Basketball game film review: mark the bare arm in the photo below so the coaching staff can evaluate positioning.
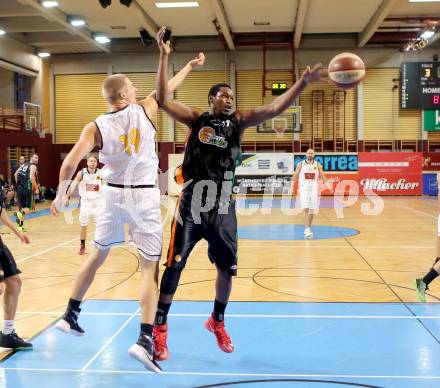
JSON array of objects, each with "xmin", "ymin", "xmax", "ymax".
[
  {"xmin": 14, "ymin": 168, "xmax": 19, "ymax": 184},
  {"xmin": 0, "ymin": 209, "xmax": 29, "ymax": 243},
  {"xmin": 51, "ymin": 122, "xmax": 97, "ymax": 215},
  {"xmin": 140, "ymin": 27, "xmax": 205, "ymax": 118},
  {"xmin": 30, "ymin": 165, "xmax": 38, "ymax": 193},
  {"xmin": 292, "ymin": 162, "xmax": 302, "ymax": 182},
  {"xmin": 236, "ymin": 64, "xmax": 323, "ymax": 132},
  {"xmin": 146, "ymin": 53, "xmax": 206, "ymax": 101},
  {"xmin": 64, "ymin": 170, "xmax": 83, "ymax": 205},
  {"xmin": 317, "ymin": 163, "xmax": 329, "ymax": 183},
  {"xmin": 155, "ymin": 27, "xmax": 201, "ymax": 127}
]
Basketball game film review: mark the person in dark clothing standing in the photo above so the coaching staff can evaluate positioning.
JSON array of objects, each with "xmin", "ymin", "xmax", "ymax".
[
  {"xmin": 14, "ymin": 154, "xmax": 39, "ymax": 231},
  {"xmin": 153, "ymin": 27, "xmax": 323, "ymax": 361}
]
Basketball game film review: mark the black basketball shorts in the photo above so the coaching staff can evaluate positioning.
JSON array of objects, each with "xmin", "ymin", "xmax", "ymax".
[
  {"xmin": 0, "ymin": 241, "xmax": 22, "ymax": 281},
  {"xmin": 166, "ymin": 192, "xmax": 238, "ymax": 276}
]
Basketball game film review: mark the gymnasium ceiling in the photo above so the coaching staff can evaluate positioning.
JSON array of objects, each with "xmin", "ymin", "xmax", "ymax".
[{"xmin": 0, "ymin": 0, "xmax": 439, "ymax": 55}]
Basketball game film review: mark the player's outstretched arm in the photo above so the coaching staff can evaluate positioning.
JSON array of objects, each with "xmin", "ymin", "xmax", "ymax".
[
  {"xmin": 141, "ymin": 26, "xmax": 205, "ymax": 118},
  {"xmin": 51, "ymin": 122, "xmax": 97, "ymax": 215},
  {"xmin": 146, "ymin": 52, "xmax": 205, "ymax": 101},
  {"xmin": 236, "ymin": 64, "xmax": 323, "ymax": 131},
  {"xmin": 0, "ymin": 208, "xmax": 29, "ymax": 244},
  {"xmin": 155, "ymin": 26, "xmax": 201, "ymax": 127}
]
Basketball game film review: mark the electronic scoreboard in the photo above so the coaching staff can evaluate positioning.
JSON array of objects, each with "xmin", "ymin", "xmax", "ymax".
[{"xmin": 401, "ymin": 62, "xmax": 440, "ymax": 109}]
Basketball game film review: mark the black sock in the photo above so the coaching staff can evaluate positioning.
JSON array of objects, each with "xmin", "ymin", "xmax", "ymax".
[
  {"xmin": 213, "ymin": 299, "xmax": 227, "ymax": 322},
  {"xmin": 423, "ymin": 268, "xmax": 439, "ymax": 287},
  {"xmin": 67, "ymin": 298, "xmax": 81, "ymax": 312},
  {"xmin": 80, "ymin": 239, "xmax": 85, "ymax": 245},
  {"xmin": 140, "ymin": 323, "xmax": 153, "ymax": 337},
  {"xmin": 155, "ymin": 302, "xmax": 171, "ymax": 325}
]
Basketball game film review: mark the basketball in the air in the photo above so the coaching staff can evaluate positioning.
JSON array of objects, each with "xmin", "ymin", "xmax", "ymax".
[{"xmin": 328, "ymin": 52, "xmax": 365, "ymax": 89}]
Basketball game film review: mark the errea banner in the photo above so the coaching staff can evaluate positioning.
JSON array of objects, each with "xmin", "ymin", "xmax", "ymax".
[
  {"xmin": 358, "ymin": 152, "xmax": 422, "ymax": 195},
  {"xmin": 294, "ymin": 154, "xmax": 358, "ymax": 172}
]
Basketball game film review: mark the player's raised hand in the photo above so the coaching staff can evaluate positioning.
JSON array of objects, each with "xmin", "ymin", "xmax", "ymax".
[
  {"xmin": 302, "ymin": 63, "xmax": 325, "ymax": 84},
  {"xmin": 189, "ymin": 52, "xmax": 205, "ymax": 69},
  {"xmin": 156, "ymin": 26, "xmax": 171, "ymax": 55}
]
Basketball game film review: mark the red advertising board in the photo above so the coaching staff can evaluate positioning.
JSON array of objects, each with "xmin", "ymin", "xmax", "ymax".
[
  {"xmin": 358, "ymin": 152, "xmax": 422, "ymax": 195},
  {"xmin": 423, "ymin": 152, "xmax": 440, "ymax": 171}
]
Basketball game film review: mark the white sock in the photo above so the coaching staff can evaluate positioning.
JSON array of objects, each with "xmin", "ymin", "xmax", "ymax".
[{"xmin": 2, "ymin": 320, "xmax": 14, "ymax": 335}]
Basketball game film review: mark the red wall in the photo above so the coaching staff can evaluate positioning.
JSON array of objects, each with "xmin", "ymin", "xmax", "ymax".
[{"xmin": 0, "ymin": 131, "xmax": 58, "ymax": 188}]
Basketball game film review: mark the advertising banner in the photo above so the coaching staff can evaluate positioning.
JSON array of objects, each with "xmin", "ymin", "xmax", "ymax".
[
  {"xmin": 423, "ymin": 110, "xmax": 440, "ymax": 132},
  {"xmin": 236, "ymin": 153, "xmax": 294, "ymax": 175},
  {"xmin": 423, "ymin": 173, "xmax": 439, "ymax": 196},
  {"xmin": 294, "ymin": 153, "xmax": 358, "ymax": 172},
  {"xmin": 358, "ymin": 152, "xmax": 422, "ymax": 195},
  {"xmin": 233, "ymin": 175, "xmax": 293, "ymax": 195},
  {"xmin": 423, "ymin": 152, "xmax": 440, "ymax": 171}
]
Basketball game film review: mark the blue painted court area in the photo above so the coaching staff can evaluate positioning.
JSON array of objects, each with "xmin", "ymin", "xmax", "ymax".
[
  {"xmin": 2, "ymin": 301, "xmax": 440, "ymax": 388},
  {"xmin": 238, "ymin": 224, "xmax": 359, "ymax": 240},
  {"xmin": 236, "ymin": 197, "xmax": 346, "ymax": 209}
]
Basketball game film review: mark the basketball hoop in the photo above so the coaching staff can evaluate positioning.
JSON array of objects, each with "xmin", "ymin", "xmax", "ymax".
[
  {"xmin": 274, "ymin": 126, "xmax": 287, "ymax": 138},
  {"xmin": 33, "ymin": 126, "xmax": 45, "ymax": 139}
]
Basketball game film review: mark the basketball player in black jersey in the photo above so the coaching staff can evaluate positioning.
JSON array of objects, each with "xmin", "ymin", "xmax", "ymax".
[
  {"xmin": 153, "ymin": 28, "xmax": 323, "ymax": 361},
  {"xmin": 14, "ymin": 154, "xmax": 39, "ymax": 231}
]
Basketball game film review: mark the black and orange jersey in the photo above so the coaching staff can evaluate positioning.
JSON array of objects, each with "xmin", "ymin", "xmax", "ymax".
[{"xmin": 180, "ymin": 112, "xmax": 242, "ymax": 191}]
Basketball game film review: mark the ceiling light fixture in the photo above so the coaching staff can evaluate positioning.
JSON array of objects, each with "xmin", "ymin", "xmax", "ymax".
[
  {"xmin": 155, "ymin": 2, "xmax": 199, "ymax": 8},
  {"xmin": 70, "ymin": 18, "xmax": 86, "ymax": 27},
  {"xmin": 42, "ymin": 1, "xmax": 59, "ymax": 7},
  {"xmin": 94, "ymin": 35, "xmax": 111, "ymax": 44},
  {"xmin": 0, "ymin": 29, "xmax": 5, "ymax": 36},
  {"xmin": 38, "ymin": 52, "xmax": 51, "ymax": 58}
]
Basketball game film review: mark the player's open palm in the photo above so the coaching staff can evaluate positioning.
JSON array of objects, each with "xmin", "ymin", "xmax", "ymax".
[
  {"xmin": 302, "ymin": 63, "xmax": 324, "ymax": 84},
  {"xmin": 156, "ymin": 26, "xmax": 171, "ymax": 55},
  {"xmin": 189, "ymin": 52, "xmax": 205, "ymax": 69}
]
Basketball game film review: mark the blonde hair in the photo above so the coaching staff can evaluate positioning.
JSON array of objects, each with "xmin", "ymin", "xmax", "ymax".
[{"xmin": 102, "ymin": 74, "xmax": 128, "ymax": 103}]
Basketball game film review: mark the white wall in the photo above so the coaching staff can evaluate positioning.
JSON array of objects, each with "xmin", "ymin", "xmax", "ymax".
[
  {"xmin": 0, "ymin": 35, "xmax": 40, "ymax": 74},
  {"xmin": 0, "ymin": 68, "xmax": 15, "ymax": 107}
]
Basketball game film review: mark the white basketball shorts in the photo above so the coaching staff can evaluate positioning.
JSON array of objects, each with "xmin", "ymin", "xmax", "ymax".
[
  {"xmin": 91, "ymin": 186, "xmax": 163, "ymax": 261},
  {"xmin": 299, "ymin": 185, "xmax": 320, "ymax": 212},
  {"xmin": 79, "ymin": 198, "xmax": 103, "ymax": 226}
]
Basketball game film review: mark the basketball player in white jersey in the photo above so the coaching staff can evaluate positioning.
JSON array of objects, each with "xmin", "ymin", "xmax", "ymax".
[
  {"xmin": 64, "ymin": 155, "xmax": 103, "ymax": 255},
  {"xmin": 50, "ymin": 35, "xmax": 205, "ymax": 372},
  {"xmin": 293, "ymin": 149, "xmax": 330, "ymax": 239},
  {"xmin": 414, "ymin": 172, "xmax": 440, "ymax": 302}
]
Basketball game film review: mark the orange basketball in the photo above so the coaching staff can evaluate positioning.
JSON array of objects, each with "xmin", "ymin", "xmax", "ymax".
[{"xmin": 328, "ymin": 52, "xmax": 365, "ymax": 90}]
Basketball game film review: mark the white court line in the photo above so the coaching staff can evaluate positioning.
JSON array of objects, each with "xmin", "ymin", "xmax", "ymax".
[
  {"xmin": 15, "ymin": 311, "xmax": 440, "ymax": 319},
  {"xmin": 81, "ymin": 307, "xmax": 140, "ymax": 371},
  {"xmin": 16, "ymin": 232, "xmax": 94, "ymax": 263},
  {"xmin": 0, "ymin": 367, "xmax": 440, "ymax": 380}
]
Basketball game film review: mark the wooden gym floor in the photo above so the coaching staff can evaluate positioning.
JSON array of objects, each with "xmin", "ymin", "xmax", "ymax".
[{"xmin": 0, "ymin": 195, "xmax": 439, "ymax": 348}]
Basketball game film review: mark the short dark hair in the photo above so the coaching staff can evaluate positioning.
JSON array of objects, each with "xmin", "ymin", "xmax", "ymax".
[{"xmin": 208, "ymin": 83, "xmax": 231, "ymax": 105}]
